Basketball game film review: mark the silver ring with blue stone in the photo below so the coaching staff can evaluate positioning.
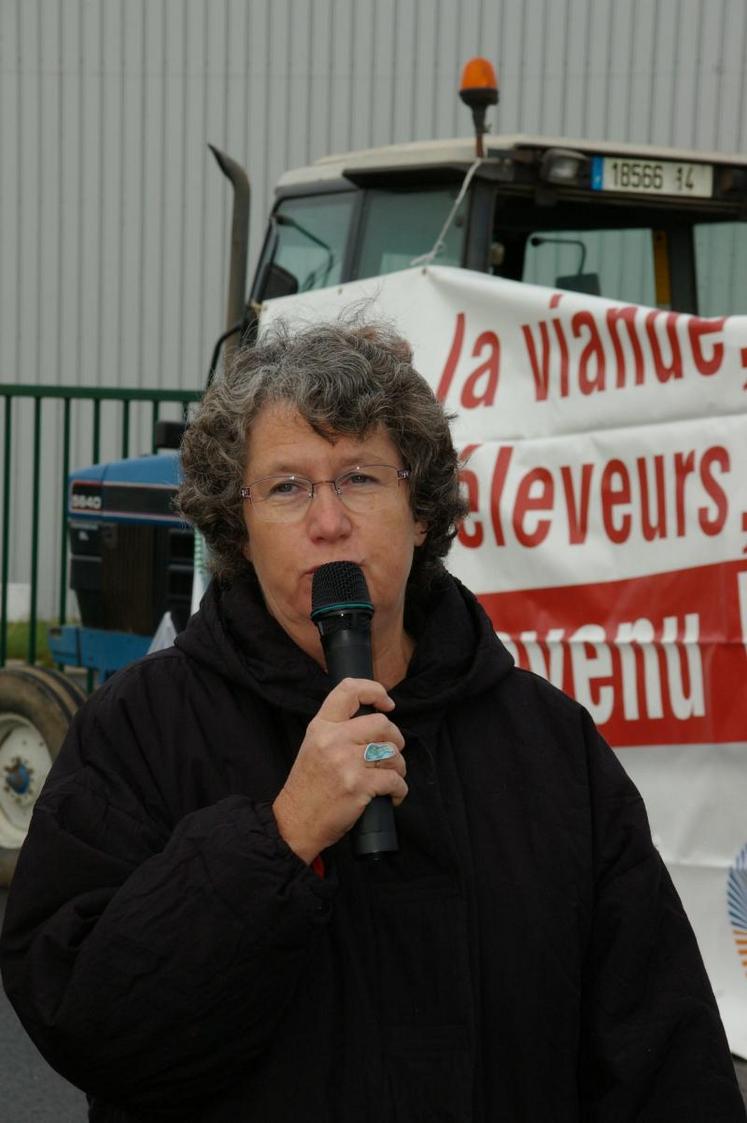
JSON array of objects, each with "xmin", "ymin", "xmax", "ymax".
[{"xmin": 363, "ymin": 742, "xmax": 396, "ymax": 764}]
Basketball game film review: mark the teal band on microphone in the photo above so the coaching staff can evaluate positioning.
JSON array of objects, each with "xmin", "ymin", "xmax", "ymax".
[{"xmin": 310, "ymin": 598, "xmax": 373, "ymax": 621}]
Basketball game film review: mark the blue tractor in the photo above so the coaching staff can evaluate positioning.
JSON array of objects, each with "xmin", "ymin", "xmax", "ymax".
[{"xmin": 48, "ymin": 450, "xmax": 193, "ymax": 679}]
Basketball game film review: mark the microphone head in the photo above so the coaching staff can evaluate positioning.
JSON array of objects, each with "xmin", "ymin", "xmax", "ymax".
[{"xmin": 311, "ymin": 562, "xmax": 373, "ymax": 621}]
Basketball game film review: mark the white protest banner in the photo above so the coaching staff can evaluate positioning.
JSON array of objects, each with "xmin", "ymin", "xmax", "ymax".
[{"xmin": 261, "ymin": 265, "xmax": 747, "ymax": 1053}]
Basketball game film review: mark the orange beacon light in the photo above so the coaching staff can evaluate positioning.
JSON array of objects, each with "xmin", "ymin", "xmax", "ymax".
[{"xmin": 459, "ymin": 57, "xmax": 499, "ymax": 158}]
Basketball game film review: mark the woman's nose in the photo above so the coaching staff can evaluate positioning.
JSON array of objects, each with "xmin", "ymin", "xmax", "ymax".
[{"xmin": 306, "ymin": 481, "xmax": 352, "ymax": 537}]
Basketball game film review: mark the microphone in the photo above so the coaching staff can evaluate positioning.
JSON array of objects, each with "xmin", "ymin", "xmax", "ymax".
[{"xmin": 311, "ymin": 561, "xmax": 398, "ymax": 860}]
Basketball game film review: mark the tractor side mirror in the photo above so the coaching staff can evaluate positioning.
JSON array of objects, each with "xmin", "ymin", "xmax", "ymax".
[
  {"xmin": 555, "ymin": 272, "xmax": 601, "ymax": 296},
  {"xmin": 256, "ymin": 262, "xmax": 299, "ymax": 302}
]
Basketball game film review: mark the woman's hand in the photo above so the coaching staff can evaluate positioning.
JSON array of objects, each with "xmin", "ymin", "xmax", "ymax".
[{"xmin": 272, "ymin": 678, "xmax": 407, "ymax": 864}]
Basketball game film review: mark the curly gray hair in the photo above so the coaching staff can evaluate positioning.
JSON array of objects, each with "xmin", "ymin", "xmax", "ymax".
[{"xmin": 177, "ymin": 319, "xmax": 467, "ymax": 591}]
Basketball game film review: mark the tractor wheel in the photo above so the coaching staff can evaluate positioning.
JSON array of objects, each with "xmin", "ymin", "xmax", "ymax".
[{"xmin": 0, "ymin": 666, "xmax": 86, "ymax": 887}]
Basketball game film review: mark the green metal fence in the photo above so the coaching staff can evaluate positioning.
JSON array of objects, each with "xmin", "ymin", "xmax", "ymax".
[{"xmin": 0, "ymin": 384, "xmax": 202, "ymax": 668}]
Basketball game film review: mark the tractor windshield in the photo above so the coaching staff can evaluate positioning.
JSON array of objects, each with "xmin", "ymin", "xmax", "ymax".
[
  {"xmin": 355, "ymin": 186, "xmax": 467, "ymax": 279},
  {"xmin": 255, "ymin": 184, "xmax": 468, "ymax": 299}
]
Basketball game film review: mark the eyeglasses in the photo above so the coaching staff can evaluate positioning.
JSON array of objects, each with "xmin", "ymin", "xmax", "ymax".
[{"xmin": 240, "ymin": 464, "xmax": 411, "ymax": 523}]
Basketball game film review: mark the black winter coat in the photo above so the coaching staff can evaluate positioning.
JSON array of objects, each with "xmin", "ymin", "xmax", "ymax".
[{"xmin": 1, "ymin": 573, "xmax": 743, "ymax": 1122}]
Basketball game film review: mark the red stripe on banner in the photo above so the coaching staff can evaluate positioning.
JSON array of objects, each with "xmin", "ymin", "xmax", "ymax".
[{"xmin": 478, "ymin": 559, "xmax": 747, "ymax": 747}]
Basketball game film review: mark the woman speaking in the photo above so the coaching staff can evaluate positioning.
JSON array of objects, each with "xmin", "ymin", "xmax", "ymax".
[{"xmin": 1, "ymin": 321, "xmax": 743, "ymax": 1121}]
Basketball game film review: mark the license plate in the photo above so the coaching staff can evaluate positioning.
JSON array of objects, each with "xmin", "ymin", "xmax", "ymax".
[{"xmin": 591, "ymin": 156, "xmax": 713, "ymax": 198}]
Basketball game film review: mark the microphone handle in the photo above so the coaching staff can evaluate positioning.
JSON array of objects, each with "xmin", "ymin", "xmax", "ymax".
[{"xmin": 321, "ymin": 627, "xmax": 398, "ymax": 860}]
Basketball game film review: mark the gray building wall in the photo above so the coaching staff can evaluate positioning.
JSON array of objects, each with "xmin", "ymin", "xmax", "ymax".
[{"xmin": 2, "ymin": 0, "xmax": 747, "ymax": 614}]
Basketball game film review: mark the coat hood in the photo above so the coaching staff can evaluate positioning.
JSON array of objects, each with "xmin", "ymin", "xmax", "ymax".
[{"xmin": 174, "ymin": 569, "xmax": 514, "ymax": 727}]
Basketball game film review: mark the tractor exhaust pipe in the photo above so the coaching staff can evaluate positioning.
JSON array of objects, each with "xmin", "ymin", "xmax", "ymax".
[{"xmin": 208, "ymin": 145, "xmax": 250, "ymax": 375}]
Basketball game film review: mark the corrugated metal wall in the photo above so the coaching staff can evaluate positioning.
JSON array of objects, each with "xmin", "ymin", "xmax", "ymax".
[
  {"xmin": 2, "ymin": 0, "xmax": 747, "ymax": 613},
  {"xmin": 3, "ymin": 0, "xmax": 747, "ymax": 392}
]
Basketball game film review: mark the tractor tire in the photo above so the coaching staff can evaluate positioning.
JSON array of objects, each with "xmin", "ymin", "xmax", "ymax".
[{"xmin": 0, "ymin": 666, "xmax": 87, "ymax": 887}]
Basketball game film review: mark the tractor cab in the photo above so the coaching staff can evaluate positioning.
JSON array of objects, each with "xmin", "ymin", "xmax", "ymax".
[{"xmin": 251, "ymin": 133, "xmax": 747, "ymax": 318}]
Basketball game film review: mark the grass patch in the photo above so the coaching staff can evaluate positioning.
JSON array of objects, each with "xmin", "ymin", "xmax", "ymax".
[{"xmin": 2, "ymin": 621, "xmax": 54, "ymax": 665}]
